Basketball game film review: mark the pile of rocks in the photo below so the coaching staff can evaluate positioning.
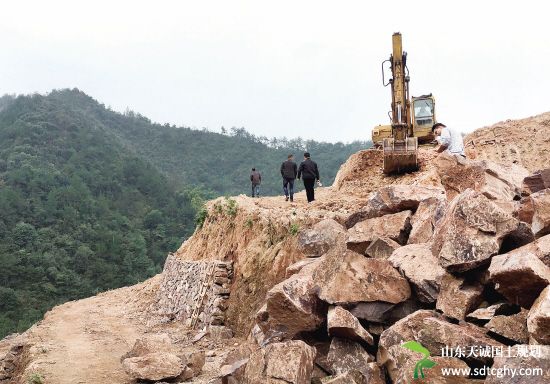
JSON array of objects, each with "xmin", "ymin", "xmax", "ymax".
[{"xmin": 217, "ymin": 154, "xmax": 550, "ymax": 383}]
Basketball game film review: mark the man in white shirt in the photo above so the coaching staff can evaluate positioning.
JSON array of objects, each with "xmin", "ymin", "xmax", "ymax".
[{"xmin": 432, "ymin": 123, "xmax": 465, "ymax": 157}]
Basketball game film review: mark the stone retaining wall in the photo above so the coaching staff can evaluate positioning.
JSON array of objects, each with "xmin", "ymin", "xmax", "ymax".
[{"xmin": 156, "ymin": 254, "xmax": 233, "ymax": 329}]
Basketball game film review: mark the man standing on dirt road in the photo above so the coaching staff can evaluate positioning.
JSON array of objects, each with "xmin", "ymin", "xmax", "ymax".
[
  {"xmin": 280, "ymin": 154, "xmax": 298, "ymax": 202},
  {"xmin": 297, "ymin": 152, "xmax": 320, "ymax": 203},
  {"xmin": 250, "ymin": 168, "xmax": 261, "ymax": 198},
  {"xmin": 432, "ymin": 123, "xmax": 465, "ymax": 157}
]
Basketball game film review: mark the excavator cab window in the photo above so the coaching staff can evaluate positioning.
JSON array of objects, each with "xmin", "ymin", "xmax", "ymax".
[{"xmin": 413, "ymin": 99, "xmax": 434, "ymax": 126}]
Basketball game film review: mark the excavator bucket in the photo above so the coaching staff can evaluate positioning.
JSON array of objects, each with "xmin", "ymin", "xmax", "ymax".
[{"xmin": 382, "ymin": 137, "xmax": 418, "ymax": 174}]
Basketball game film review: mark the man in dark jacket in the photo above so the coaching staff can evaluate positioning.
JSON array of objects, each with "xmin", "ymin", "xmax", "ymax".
[
  {"xmin": 250, "ymin": 168, "xmax": 261, "ymax": 197},
  {"xmin": 297, "ymin": 152, "xmax": 320, "ymax": 203},
  {"xmin": 280, "ymin": 154, "xmax": 298, "ymax": 202}
]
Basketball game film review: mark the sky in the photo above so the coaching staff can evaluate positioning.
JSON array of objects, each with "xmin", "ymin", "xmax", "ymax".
[{"xmin": 1, "ymin": 0, "xmax": 549, "ymax": 142}]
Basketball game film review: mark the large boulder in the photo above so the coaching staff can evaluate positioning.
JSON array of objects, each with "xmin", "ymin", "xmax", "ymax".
[
  {"xmin": 346, "ymin": 210, "xmax": 412, "ymax": 254},
  {"xmin": 466, "ymin": 302, "xmax": 520, "ymax": 323},
  {"xmin": 486, "ymin": 345, "xmax": 550, "ymax": 384},
  {"xmin": 493, "ymin": 234, "xmax": 550, "ymax": 269},
  {"xmin": 488, "ymin": 252, "xmax": 550, "ymax": 308},
  {"xmin": 256, "ymin": 260, "xmax": 325, "ymax": 342},
  {"xmin": 517, "ymin": 189, "xmax": 550, "ymax": 238},
  {"xmin": 522, "ymin": 168, "xmax": 550, "ymax": 195},
  {"xmin": 527, "ymin": 285, "xmax": 550, "ymax": 344},
  {"xmin": 314, "ymin": 247, "xmax": 411, "ymax": 305},
  {"xmin": 122, "ymin": 352, "xmax": 184, "ymax": 381},
  {"xmin": 350, "ymin": 300, "xmax": 422, "ymax": 325},
  {"xmin": 297, "ymin": 219, "xmax": 347, "ymax": 257},
  {"xmin": 435, "ymin": 274, "xmax": 484, "ymax": 320},
  {"xmin": 434, "ymin": 153, "xmax": 529, "ymax": 201},
  {"xmin": 345, "ymin": 185, "xmax": 446, "ymax": 228},
  {"xmin": 121, "ymin": 334, "xmax": 176, "ymax": 361},
  {"xmin": 364, "ymin": 236, "xmax": 401, "ymax": 259},
  {"xmin": 244, "ymin": 340, "xmax": 316, "ymax": 384},
  {"xmin": 325, "ymin": 338, "xmax": 374, "ymax": 377},
  {"xmin": 431, "ymin": 189, "xmax": 523, "ymax": 272},
  {"xmin": 327, "ymin": 306, "xmax": 374, "ymax": 345},
  {"xmin": 408, "ymin": 197, "xmax": 447, "ymax": 244},
  {"xmin": 389, "ymin": 244, "xmax": 448, "ymax": 303},
  {"xmin": 485, "ymin": 309, "xmax": 529, "ymax": 343}
]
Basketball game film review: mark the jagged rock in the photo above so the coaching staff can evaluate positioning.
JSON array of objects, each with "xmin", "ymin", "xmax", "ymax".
[
  {"xmin": 347, "ymin": 210, "xmax": 412, "ymax": 254},
  {"xmin": 467, "ymin": 302, "xmax": 520, "ymax": 322},
  {"xmin": 522, "ymin": 168, "xmax": 550, "ymax": 195},
  {"xmin": 408, "ymin": 197, "xmax": 447, "ymax": 244},
  {"xmin": 436, "ymin": 274, "xmax": 484, "ymax": 320},
  {"xmin": 297, "ymin": 219, "xmax": 347, "ymax": 257},
  {"xmin": 285, "ymin": 258, "xmax": 317, "ymax": 278},
  {"xmin": 244, "ymin": 340, "xmax": 316, "ymax": 384},
  {"xmin": 432, "ymin": 189, "xmax": 523, "ymax": 272},
  {"xmin": 434, "ymin": 152, "xmax": 529, "ymax": 201},
  {"xmin": 325, "ymin": 338, "xmax": 374, "ymax": 377},
  {"xmin": 486, "ymin": 345, "xmax": 550, "ymax": 383},
  {"xmin": 364, "ymin": 236, "xmax": 401, "ymax": 259},
  {"xmin": 320, "ymin": 363, "xmax": 385, "ymax": 384},
  {"xmin": 0, "ymin": 338, "xmax": 28, "ymax": 382},
  {"xmin": 485, "ymin": 309, "xmax": 529, "ymax": 343},
  {"xmin": 344, "ymin": 184, "xmax": 446, "ymax": 228},
  {"xmin": 327, "ymin": 306, "xmax": 374, "ymax": 345},
  {"xmin": 256, "ymin": 261, "xmax": 325, "ymax": 341},
  {"xmin": 121, "ymin": 334, "xmax": 176, "ymax": 361},
  {"xmin": 350, "ymin": 302, "xmax": 395, "ymax": 323},
  {"xmin": 378, "ymin": 310, "xmax": 503, "ymax": 376},
  {"xmin": 315, "ymin": 247, "xmax": 411, "ymax": 305},
  {"xmin": 488, "ymin": 252, "xmax": 550, "ymax": 308},
  {"xmin": 122, "ymin": 352, "xmax": 184, "ymax": 381},
  {"xmin": 208, "ymin": 325, "xmax": 233, "ymax": 340},
  {"xmin": 389, "ymin": 243, "xmax": 448, "ymax": 303},
  {"xmin": 517, "ymin": 189, "xmax": 550, "ymax": 238},
  {"xmin": 181, "ymin": 350, "xmax": 206, "ymax": 378},
  {"xmin": 219, "ymin": 344, "xmax": 253, "ymax": 383},
  {"xmin": 527, "ymin": 285, "xmax": 550, "ymax": 344}
]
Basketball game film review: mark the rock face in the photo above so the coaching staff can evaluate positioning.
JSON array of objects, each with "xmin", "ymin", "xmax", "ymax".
[
  {"xmin": 325, "ymin": 338, "xmax": 374, "ymax": 377},
  {"xmin": 488, "ymin": 252, "xmax": 550, "ymax": 308},
  {"xmin": 244, "ymin": 340, "xmax": 316, "ymax": 384},
  {"xmin": 408, "ymin": 197, "xmax": 447, "ymax": 244},
  {"xmin": 527, "ymin": 285, "xmax": 550, "ymax": 344},
  {"xmin": 388, "ymin": 244, "xmax": 447, "ymax": 303},
  {"xmin": 432, "ymin": 189, "xmax": 522, "ymax": 272},
  {"xmin": 256, "ymin": 260, "xmax": 325, "ymax": 342},
  {"xmin": 346, "ymin": 210, "xmax": 412, "ymax": 254},
  {"xmin": 364, "ymin": 236, "xmax": 401, "ymax": 259},
  {"xmin": 315, "ymin": 248, "xmax": 411, "ymax": 305},
  {"xmin": 517, "ymin": 189, "xmax": 550, "ymax": 238},
  {"xmin": 121, "ymin": 334, "xmax": 176, "ymax": 361},
  {"xmin": 434, "ymin": 152, "xmax": 529, "ymax": 201},
  {"xmin": 122, "ymin": 352, "xmax": 183, "ymax": 381},
  {"xmin": 297, "ymin": 219, "xmax": 347, "ymax": 257},
  {"xmin": 523, "ymin": 169, "xmax": 550, "ymax": 194},
  {"xmin": 486, "ymin": 345, "xmax": 550, "ymax": 384},
  {"xmin": 436, "ymin": 274, "xmax": 484, "ymax": 320},
  {"xmin": 345, "ymin": 184, "xmax": 446, "ymax": 228},
  {"xmin": 485, "ymin": 309, "xmax": 529, "ymax": 343},
  {"xmin": 494, "ymin": 234, "xmax": 550, "ymax": 269},
  {"xmin": 327, "ymin": 306, "xmax": 374, "ymax": 345}
]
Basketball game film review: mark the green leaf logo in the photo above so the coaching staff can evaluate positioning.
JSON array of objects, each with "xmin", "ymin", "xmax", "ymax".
[{"xmin": 402, "ymin": 341, "xmax": 437, "ymax": 380}]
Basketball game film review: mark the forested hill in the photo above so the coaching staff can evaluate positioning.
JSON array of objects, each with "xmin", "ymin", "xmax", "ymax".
[
  {"xmin": 33, "ymin": 89, "xmax": 371, "ymax": 196},
  {"xmin": 0, "ymin": 89, "xmax": 369, "ymax": 338}
]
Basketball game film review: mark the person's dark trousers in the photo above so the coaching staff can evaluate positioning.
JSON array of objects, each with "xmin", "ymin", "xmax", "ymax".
[
  {"xmin": 252, "ymin": 184, "xmax": 260, "ymax": 197},
  {"xmin": 283, "ymin": 178, "xmax": 295, "ymax": 200},
  {"xmin": 303, "ymin": 178, "xmax": 315, "ymax": 202}
]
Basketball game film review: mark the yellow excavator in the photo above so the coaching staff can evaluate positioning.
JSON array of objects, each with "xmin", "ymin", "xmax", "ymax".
[{"xmin": 371, "ymin": 32, "xmax": 437, "ymax": 174}]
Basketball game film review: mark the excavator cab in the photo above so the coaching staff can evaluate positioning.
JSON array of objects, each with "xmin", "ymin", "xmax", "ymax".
[{"xmin": 371, "ymin": 33, "xmax": 436, "ymax": 174}]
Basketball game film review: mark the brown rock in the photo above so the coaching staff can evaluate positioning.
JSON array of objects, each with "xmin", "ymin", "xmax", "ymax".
[
  {"xmin": 389, "ymin": 243, "xmax": 448, "ymax": 303},
  {"xmin": 364, "ymin": 236, "xmax": 401, "ymax": 259},
  {"xmin": 181, "ymin": 350, "xmax": 205, "ymax": 378},
  {"xmin": 349, "ymin": 302, "xmax": 395, "ymax": 323},
  {"xmin": 320, "ymin": 371, "xmax": 366, "ymax": 384},
  {"xmin": 297, "ymin": 219, "xmax": 347, "ymax": 257},
  {"xmin": 256, "ymin": 262, "xmax": 325, "ymax": 341},
  {"xmin": 436, "ymin": 274, "xmax": 484, "ymax": 320},
  {"xmin": 496, "ymin": 234, "xmax": 550, "ymax": 268},
  {"xmin": 488, "ymin": 252, "xmax": 550, "ymax": 308},
  {"xmin": 486, "ymin": 345, "xmax": 550, "ymax": 384},
  {"xmin": 466, "ymin": 302, "xmax": 519, "ymax": 322},
  {"xmin": 408, "ymin": 197, "xmax": 447, "ymax": 244},
  {"xmin": 432, "ymin": 189, "xmax": 522, "ymax": 272},
  {"xmin": 345, "ymin": 184, "xmax": 446, "ymax": 228},
  {"xmin": 285, "ymin": 258, "xmax": 317, "ymax": 278},
  {"xmin": 244, "ymin": 340, "xmax": 316, "ymax": 384},
  {"xmin": 325, "ymin": 338, "xmax": 374, "ymax": 377},
  {"xmin": 522, "ymin": 168, "xmax": 550, "ymax": 195},
  {"xmin": 327, "ymin": 306, "xmax": 374, "ymax": 345},
  {"xmin": 518, "ymin": 189, "xmax": 550, "ymax": 238},
  {"xmin": 209, "ymin": 325, "xmax": 233, "ymax": 340},
  {"xmin": 527, "ymin": 285, "xmax": 550, "ymax": 344},
  {"xmin": 315, "ymin": 248, "xmax": 411, "ymax": 305},
  {"xmin": 122, "ymin": 352, "xmax": 183, "ymax": 381},
  {"xmin": 121, "ymin": 334, "xmax": 176, "ymax": 361},
  {"xmin": 434, "ymin": 152, "xmax": 529, "ymax": 201},
  {"xmin": 347, "ymin": 210, "xmax": 412, "ymax": 254},
  {"xmin": 484, "ymin": 309, "xmax": 529, "ymax": 343}
]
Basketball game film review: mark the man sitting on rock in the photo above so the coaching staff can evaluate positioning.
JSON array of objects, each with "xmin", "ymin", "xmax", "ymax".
[{"xmin": 432, "ymin": 122, "xmax": 465, "ymax": 158}]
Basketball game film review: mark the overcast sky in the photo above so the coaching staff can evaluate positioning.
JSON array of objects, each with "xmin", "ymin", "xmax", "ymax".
[{"xmin": 1, "ymin": 0, "xmax": 549, "ymax": 142}]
